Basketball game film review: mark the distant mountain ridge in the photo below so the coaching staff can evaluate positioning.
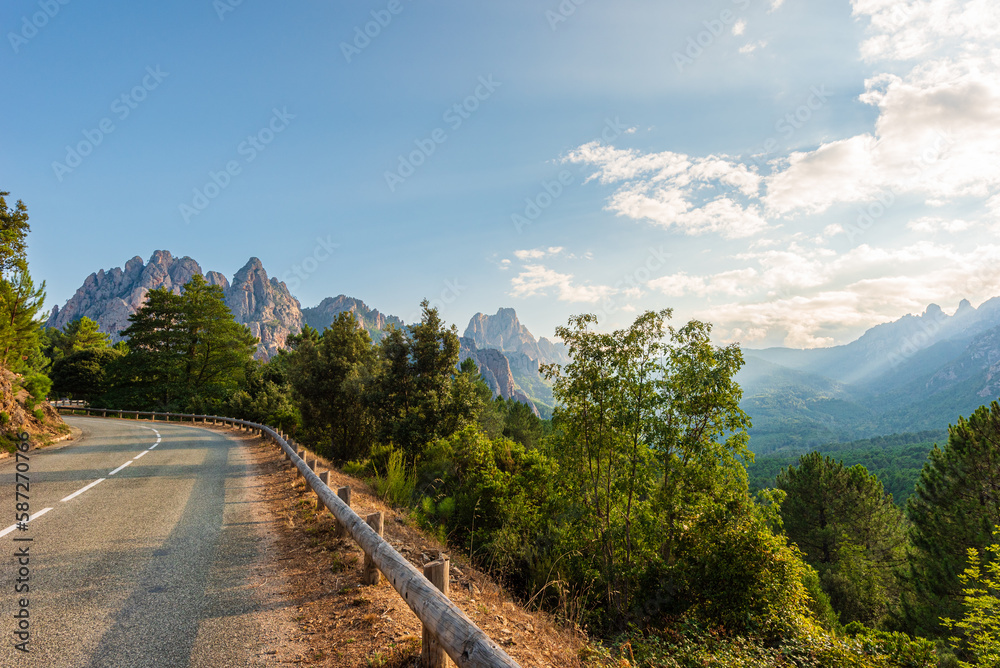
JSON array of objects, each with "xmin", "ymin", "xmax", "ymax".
[
  {"xmin": 47, "ymin": 251, "xmax": 557, "ymax": 415},
  {"xmin": 740, "ymin": 299, "xmax": 1000, "ymax": 454}
]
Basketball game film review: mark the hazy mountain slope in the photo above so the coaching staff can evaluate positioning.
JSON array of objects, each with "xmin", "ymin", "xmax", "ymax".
[
  {"xmin": 739, "ymin": 355, "xmax": 875, "ymax": 454},
  {"xmin": 740, "ymin": 302, "xmax": 1000, "ymax": 454}
]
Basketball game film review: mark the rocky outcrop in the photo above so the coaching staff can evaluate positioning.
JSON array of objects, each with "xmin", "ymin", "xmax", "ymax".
[
  {"xmin": 0, "ymin": 369, "xmax": 69, "ymax": 451},
  {"xmin": 48, "ymin": 251, "xmax": 206, "ymax": 341},
  {"xmin": 464, "ymin": 307, "xmax": 568, "ymax": 365},
  {"xmin": 459, "ymin": 337, "xmax": 539, "ymax": 416},
  {"xmin": 225, "ymin": 258, "xmax": 304, "ymax": 358},
  {"xmin": 303, "ymin": 295, "xmax": 405, "ymax": 342},
  {"xmin": 47, "ymin": 251, "xmax": 305, "ymax": 360}
]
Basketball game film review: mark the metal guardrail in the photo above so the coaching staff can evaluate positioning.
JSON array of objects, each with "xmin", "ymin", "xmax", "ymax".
[{"xmin": 54, "ymin": 405, "xmax": 522, "ymax": 668}]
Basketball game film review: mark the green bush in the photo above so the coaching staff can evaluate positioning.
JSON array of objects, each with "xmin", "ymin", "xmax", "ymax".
[
  {"xmin": 32, "ymin": 408, "xmax": 44, "ymax": 421},
  {"xmin": 0, "ymin": 411, "xmax": 9, "ymax": 425},
  {"xmin": 598, "ymin": 618, "xmax": 937, "ymax": 668},
  {"xmin": 21, "ymin": 373, "xmax": 51, "ymax": 410}
]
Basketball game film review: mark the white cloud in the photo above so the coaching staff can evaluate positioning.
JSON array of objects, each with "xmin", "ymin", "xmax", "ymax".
[
  {"xmin": 649, "ymin": 269, "xmax": 758, "ymax": 298},
  {"xmin": 739, "ymin": 40, "xmax": 767, "ymax": 55},
  {"xmin": 513, "ymin": 247, "xmax": 564, "ymax": 260},
  {"xmin": 562, "ymin": 143, "xmax": 767, "ymax": 238},
  {"xmin": 907, "ymin": 216, "xmax": 972, "ymax": 233},
  {"xmin": 684, "ymin": 241, "xmax": 1000, "ymax": 347},
  {"xmin": 732, "ymin": 19, "xmax": 747, "ymax": 36},
  {"xmin": 510, "ymin": 264, "xmax": 616, "ymax": 303}
]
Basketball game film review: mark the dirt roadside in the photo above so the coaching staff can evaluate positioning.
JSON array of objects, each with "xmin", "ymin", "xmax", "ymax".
[{"xmin": 216, "ymin": 424, "xmax": 589, "ymax": 668}]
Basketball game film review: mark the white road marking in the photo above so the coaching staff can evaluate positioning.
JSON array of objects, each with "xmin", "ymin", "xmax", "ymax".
[
  {"xmin": 133, "ymin": 451, "xmax": 147, "ymax": 460},
  {"xmin": 108, "ymin": 461, "xmax": 132, "ymax": 475},
  {"xmin": 61, "ymin": 478, "xmax": 106, "ymax": 502},
  {"xmin": 0, "ymin": 508, "xmax": 54, "ymax": 538}
]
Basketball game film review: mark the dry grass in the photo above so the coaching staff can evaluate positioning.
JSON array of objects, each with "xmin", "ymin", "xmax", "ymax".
[{"xmin": 226, "ymin": 425, "xmax": 590, "ymax": 668}]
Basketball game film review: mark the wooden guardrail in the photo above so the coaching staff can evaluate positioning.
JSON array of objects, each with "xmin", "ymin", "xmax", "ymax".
[{"xmin": 55, "ymin": 405, "xmax": 522, "ymax": 668}]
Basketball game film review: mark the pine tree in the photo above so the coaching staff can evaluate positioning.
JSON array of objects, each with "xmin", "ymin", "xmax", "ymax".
[
  {"xmin": 0, "ymin": 191, "xmax": 30, "ymax": 279},
  {"xmin": 777, "ymin": 452, "xmax": 908, "ymax": 626},
  {"xmin": 107, "ymin": 276, "xmax": 256, "ymax": 410},
  {"xmin": 903, "ymin": 401, "xmax": 1000, "ymax": 636},
  {"xmin": 0, "ymin": 267, "xmax": 46, "ymax": 373}
]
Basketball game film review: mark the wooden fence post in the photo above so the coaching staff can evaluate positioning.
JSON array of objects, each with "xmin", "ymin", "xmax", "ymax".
[
  {"xmin": 296, "ymin": 450, "xmax": 305, "ymax": 477},
  {"xmin": 422, "ymin": 556, "xmax": 452, "ymax": 668},
  {"xmin": 317, "ymin": 471, "xmax": 329, "ymax": 510},
  {"xmin": 363, "ymin": 512, "xmax": 384, "ymax": 585},
  {"xmin": 335, "ymin": 487, "xmax": 352, "ymax": 538}
]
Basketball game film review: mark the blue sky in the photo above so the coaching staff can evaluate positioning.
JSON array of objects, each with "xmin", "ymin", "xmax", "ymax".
[{"xmin": 3, "ymin": 0, "xmax": 999, "ymax": 348}]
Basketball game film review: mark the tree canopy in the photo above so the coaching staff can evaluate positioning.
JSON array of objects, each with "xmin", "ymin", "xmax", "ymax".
[{"xmin": 103, "ymin": 275, "xmax": 257, "ymax": 411}]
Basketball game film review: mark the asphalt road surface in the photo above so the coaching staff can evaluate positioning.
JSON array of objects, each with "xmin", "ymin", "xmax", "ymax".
[{"xmin": 0, "ymin": 417, "xmax": 287, "ymax": 667}]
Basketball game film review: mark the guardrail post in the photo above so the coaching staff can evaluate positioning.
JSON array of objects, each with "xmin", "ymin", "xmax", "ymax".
[
  {"xmin": 363, "ymin": 512, "xmax": 384, "ymax": 585},
  {"xmin": 308, "ymin": 457, "xmax": 317, "ymax": 472},
  {"xmin": 422, "ymin": 556, "xmax": 452, "ymax": 668},
  {"xmin": 335, "ymin": 487, "xmax": 352, "ymax": 538},
  {"xmin": 317, "ymin": 471, "xmax": 329, "ymax": 510},
  {"xmin": 295, "ymin": 450, "xmax": 305, "ymax": 477}
]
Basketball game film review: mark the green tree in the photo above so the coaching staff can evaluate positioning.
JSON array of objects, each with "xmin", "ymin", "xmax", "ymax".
[
  {"xmin": 225, "ymin": 353, "xmax": 300, "ymax": 433},
  {"xmin": 544, "ymin": 310, "xmax": 762, "ymax": 631},
  {"xmin": 374, "ymin": 300, "xmax": 467, "ymax": 457},
  {"xmin": 106, "ymin": 275, "xmax": 256, "ymax": 410},
  {"xmin": 903, "ymin": 401, "xmax": 1000, "ymax": 636},
  {"xmin": 777, "ymin": 452, "xmax": 908, "ymax": 626},
  {"xmin": 50, "ymin": 347, "xmax": 123, "ymax": 401},
  {"xmin": 46, "ymin": 317, "xmax": 111, "ymax": 362},
  {"xmin": 0, "ymin": 268, "xmax": 46, "ymax": 373},
  {"xmin": 0, "ymin": 191, "xmax": 30, "ymax": 278},
  {"xmin": 943, "ymin": 528, "xmax": 1000, "ymax": 667},
  {"xmin": 287, "ymin": 314, "xmax": 379, "ymax": 462}
]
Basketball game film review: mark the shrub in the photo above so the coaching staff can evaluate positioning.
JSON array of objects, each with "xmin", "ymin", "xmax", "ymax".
[
  {"xmin": 21, "ymin": 373, "xmax": 51, "ymax": 410},
  {"xmin": 372, "ymin": 449, "xmax": 416, "ymax": 508},
  {"xmin": 0, "ymin": 411, "xmax": 9, "ymax": 425}
]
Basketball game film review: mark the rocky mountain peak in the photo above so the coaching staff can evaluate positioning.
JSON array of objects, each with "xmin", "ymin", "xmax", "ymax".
[
  {"xmin": 47, "ymin": 251, "xmax": 304, "ymax": 360},
  {"xmin": 464, "ymin": 307, "xmax": 567, "ymax": 366}
]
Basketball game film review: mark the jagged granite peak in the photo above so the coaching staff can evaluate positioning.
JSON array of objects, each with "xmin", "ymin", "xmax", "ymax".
[
  {"xmin": 225, "ymin": 258, "xmax": 305, "ymax": 359},
  {"xmin": 47, "ymin": 251, "xmax": 205, "ymax": 341},
  {"xmin": 302, "ymin": 295, "xmax": 405, "ymax": 341},
  {"xmin": 464, "ymin": 307, "xmax": 568, "ymax": 365},
  {"xmin": 458, "ymin": 337, "xmax": 539, "ymax": 416},
  {"xmin": 47, "ymin": 251, "xmax": 305, "ymax": 360}
]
